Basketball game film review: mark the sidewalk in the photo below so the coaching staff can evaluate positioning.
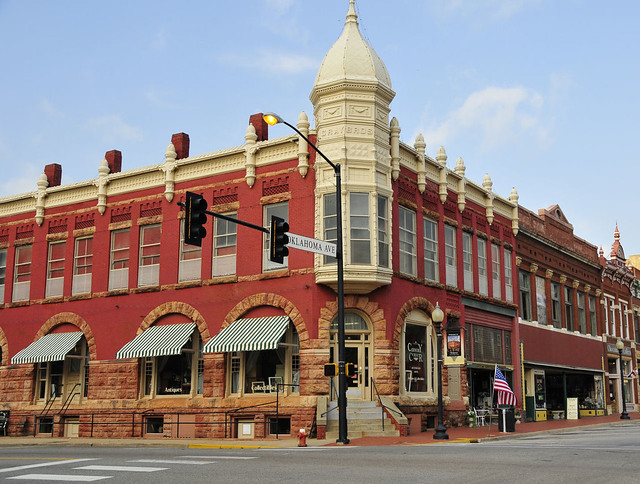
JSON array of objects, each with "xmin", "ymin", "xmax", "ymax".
[{"xmin": 0, "ymin": 413, "xmax": 638, "ymax": 449}]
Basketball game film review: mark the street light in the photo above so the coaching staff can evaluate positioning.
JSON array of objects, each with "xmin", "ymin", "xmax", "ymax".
[
  {"xmin": 432, "ymin": 302, "xmax": 449, "ymax": 439},
  {"xmin": 616, "ymin": 338, "xmax": 631, "ymax": 420},
  {"xmin": 263, "ymin": 112, "xmax": 349, "ymax": 444}
]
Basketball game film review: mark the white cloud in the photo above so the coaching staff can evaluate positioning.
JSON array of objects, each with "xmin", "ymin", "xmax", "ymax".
[
  {"xmin": 423, "ymin": 86, "xmax": 550, "ymax": 151},
  {"xmin": 264, "ymin": 0, "xmax": 294, "ymax": 14},
  {"xmin": 86, "ymin": 115, "xmax": 143, "ymax": 142},
  {"xmin": 427, "ymin": 0, "xmax": 543, "ymax": 21},
  {"xmin": 218, "ymin": 49, "xmax": 318, "ymax": 75},
  {"xmin": 0, "ymin": 163, "xmax": 41, "ymax": 197}
]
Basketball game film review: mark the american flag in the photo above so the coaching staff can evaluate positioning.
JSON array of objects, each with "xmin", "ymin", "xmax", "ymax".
[{"xmin": 494, "ymin": 365, "xmax": 516, "ymax": 406}]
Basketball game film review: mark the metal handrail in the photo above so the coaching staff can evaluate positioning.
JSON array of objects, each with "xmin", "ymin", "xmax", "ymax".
[
  {"xmin": 58, "ymin": 384, "xmax": 81, "ymax": 415},
  {"xmin": 370, "ymin": 377, "xmax": 403, "ymax": 431}
]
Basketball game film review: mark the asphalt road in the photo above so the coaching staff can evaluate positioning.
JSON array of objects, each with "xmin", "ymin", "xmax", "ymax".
[{"xmin": 0, "ymin": 423, "xmax": 639, "ymax": 483}]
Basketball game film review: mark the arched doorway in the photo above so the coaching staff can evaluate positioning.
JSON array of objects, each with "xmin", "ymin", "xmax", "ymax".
[{"xmin": 330, "ymin": 312, "xmax": 372, "ymax": 400}]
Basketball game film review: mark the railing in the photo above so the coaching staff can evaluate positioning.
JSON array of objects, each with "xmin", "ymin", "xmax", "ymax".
[
  {"xmin": 320, "ymin": 377, "xmax": 339, "ymax": 418},
  {"xmin": 58, "ymin": 384, "xmax": 81, "ymax": 416},
  {"xmin": 370, "ymin": 377, "xmax": 403, "ymax": 431}
]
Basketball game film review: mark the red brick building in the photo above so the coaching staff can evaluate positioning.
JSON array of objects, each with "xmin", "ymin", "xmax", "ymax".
[
  {"xmin": 0, "ymin": 2, "xmax": 520, "ymax": 439},
  {"xmin": 516, "ymin": 205, "xmax": 607, "ymax": 421}
]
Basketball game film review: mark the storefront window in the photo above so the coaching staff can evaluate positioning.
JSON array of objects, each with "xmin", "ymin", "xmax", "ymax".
[{"xmin": 403, "ymin": 322, "xmax": 436, "ymax": 393}]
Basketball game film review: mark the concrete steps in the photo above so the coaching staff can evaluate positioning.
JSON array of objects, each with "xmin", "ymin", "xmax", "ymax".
[{"xmin": 325, "ymin": 400, "xmax": 400, "ymax": 438}]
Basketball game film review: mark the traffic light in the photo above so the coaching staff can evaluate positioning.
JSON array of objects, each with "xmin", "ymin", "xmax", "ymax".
[
  {"xmin": 324, "ymin": 363, "xmax": 338, "ymax": 377},
  {"xmin": 346, "ymin": 363, "xmax": 357, "ymax": 378},
  {"xmin": 184, "ymin": 191, "xmax": 208, "ymax": 246},
  {"xmin": 269, "ymin": 215, "xmax": 289, "ymax": 263}
]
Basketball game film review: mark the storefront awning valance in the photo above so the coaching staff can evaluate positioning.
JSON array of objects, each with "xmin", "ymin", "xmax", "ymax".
[
  {"xmin": 115, "ymin": 322, "xmax": 196, "ymax": 359},
  {"xmin": 11, "ymin": 332, "xmax": 84, "ymax": 365},
  {"xmin": 203, "ymin": 316, "xmax": 290, "ymax": 353}
]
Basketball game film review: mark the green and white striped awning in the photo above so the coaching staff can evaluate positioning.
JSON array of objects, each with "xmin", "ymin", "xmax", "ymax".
[
  {"xmin": 203, "ymin": 316, "xmax": 290, "ymax": 353},
  {"xmin": 115, "ymin": 322, "xmax": 196, "ymax": 359},
  {"xmin": 11, "ymin": 332, "xmax": 84, "ymax": 365}
]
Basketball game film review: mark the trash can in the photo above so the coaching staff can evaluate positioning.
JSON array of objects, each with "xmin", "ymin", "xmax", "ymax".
[{"xmin": 498, "ymin": 405, "xmax": 515, "ymax": 433}]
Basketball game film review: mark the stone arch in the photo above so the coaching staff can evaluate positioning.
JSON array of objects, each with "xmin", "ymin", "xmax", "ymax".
[
  {"xmin": 392, "ymin": 297, "xmax": 437, "ymax": 350},
  {"xmin": 317, "ymin": 295, "xmax": 386, "ymax": 342},
  {"xmin": 138, "ymin": 301, "xmax": 210, "ymax": 342},
  {"xmin": 0, "ymin": 326, "xmax": 8, "ymax": 366},
  {"xmin": 36, "ymin": 312, "xmax": 98, "ymax": 362},
  {"xmin": 223, "ymin": 293, "xmax": 309, "ymax": 348}
]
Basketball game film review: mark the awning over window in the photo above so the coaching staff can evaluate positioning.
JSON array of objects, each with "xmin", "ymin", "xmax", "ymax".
[
  {"xmin": 203, "ymin": 316, "xmax": 290, "ymax": 353},
  {"xmin": 115, "ymin": 322, "xmax": 196, "ymax": 359},
  {"xmin": 11, "ymin": 332, "xmax": 84, "ymax": 365}
]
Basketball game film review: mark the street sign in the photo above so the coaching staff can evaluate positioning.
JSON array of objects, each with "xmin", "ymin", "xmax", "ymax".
[{"xmin": 286, "ymin": 232, "xmax": 337, "ymax": 258}]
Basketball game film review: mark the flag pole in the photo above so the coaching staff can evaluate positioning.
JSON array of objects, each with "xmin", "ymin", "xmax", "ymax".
[{"xmin": 487, "ymin": 365, "xmax": 497, "ymax": 437}]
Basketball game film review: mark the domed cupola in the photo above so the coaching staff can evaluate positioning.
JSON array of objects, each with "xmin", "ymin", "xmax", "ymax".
[
  {"xmin": 311, "ymin": 0, "xmax": 393, "ymax": 101},
  {"xmin": 311, "ymin": 0, "xmax": 396, "ymax": 295}
]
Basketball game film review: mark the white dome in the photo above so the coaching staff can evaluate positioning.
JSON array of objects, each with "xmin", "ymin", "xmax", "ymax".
[{"xmin": 313, "ymin": 1, "xmax": 392, "ymax": 91}]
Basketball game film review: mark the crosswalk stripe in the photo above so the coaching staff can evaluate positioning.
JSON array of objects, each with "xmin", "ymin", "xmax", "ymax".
[
  {"xmin": 6, "ymin": 474, "xmax": 111, "ymax": 481},
  {"xmin": 181, "ymin": 456, "xmax": 257, "ymax": 460},
  {"xmin": 75, "ymin": 465, "xmax": 167, "ymax": 472},
  {"xmin": 0, "ymin": 459, "xmax": 97, "ymax": 474},
  {"xmin": 129, "ymin": 459, "xmax": 212, "ymax": 465}
]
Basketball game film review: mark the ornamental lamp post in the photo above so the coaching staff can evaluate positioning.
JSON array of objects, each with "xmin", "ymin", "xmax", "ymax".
[
  {"xmin": 432, "ymin": 301, "xmax": 449, "ymax": 440},
  {"xmin": 263, "ymin": 112, "xmax": 349, "ymax": 444},
  {"xmin": 616, "ymin": 338, "xmax": 631, "ymax": 420}
]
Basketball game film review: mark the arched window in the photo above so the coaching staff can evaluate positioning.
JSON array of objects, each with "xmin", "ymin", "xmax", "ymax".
[{"xmin": 401, "ymin": 310, "xmax": 436, "ymax": 395}]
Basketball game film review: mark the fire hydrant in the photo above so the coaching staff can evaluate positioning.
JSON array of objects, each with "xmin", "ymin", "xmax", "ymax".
[{"xmin": 297, "ymin": 428, "xmax": 308, "ymax": 447}]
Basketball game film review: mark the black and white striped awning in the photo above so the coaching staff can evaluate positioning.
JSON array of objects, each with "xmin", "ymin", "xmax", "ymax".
[
  {"xmin": 115, "ymin": 322, "xmax": 196, "ymax": 359},
  {"xmin": 203, "ymin": 316, "xmax": 290, "ymax": 353},
  {"xmin": 11, "ymin": 332, "xmax": 84, "ymax": 365}
]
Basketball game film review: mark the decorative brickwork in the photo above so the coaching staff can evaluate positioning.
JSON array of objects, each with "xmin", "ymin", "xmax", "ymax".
[
  {"xmin": 36, "ymin": 312, "xmax": 97, "ymax": 362},
  {"xmin": 138, "ymin": 301, "xmax": 210, "ymax": 341}
]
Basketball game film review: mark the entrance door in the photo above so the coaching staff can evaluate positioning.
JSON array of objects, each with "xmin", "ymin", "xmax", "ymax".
[{"xmin": 345, "ymin": 345, "xmax": 369, "ymax": 399}]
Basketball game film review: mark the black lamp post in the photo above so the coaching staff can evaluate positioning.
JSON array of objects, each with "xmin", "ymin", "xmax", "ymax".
[
  {"xmin": 616, "ymin": 338, "xmax": 631, "ymax": 420},
  {"xmin": 263, "ymin": 113, "xmax": 349, "ymax": 444},
  {"xmin": 432, "ymin": 302, "xmax": 449, "ymax": 439}
]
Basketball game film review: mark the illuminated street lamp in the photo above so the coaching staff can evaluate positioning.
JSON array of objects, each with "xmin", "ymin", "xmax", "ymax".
[
  {"xmin": 432, "ymin": 302, "xmax": 449, "ymax": 440},
  {"xmin": 263, "ymin": 112, "xmax": 349, "ymax": 444},
  {"xmin": 616, "ymin": 338, "xmax": 631, "ymax": 420}
]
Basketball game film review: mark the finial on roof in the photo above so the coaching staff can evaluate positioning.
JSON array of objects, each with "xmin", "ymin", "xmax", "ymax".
[
  {"xmin": 614, "ymin": 222, "xmax": 620, "ymax": 240},
  {"xmin": 347, "ymin": 0, "xmax": 358, "ymax": 24}
]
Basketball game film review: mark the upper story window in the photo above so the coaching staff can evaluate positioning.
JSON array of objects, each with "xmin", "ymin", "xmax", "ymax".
[
  {"xmin": 263, "ymin": 202, "xmax": 288, "ymax": 271},
  {"xmin": 12, "ymin": 244, "xmax": 32, "ymax": 302},
  {"xmin": 323, "ymin": 193, "xmax": 337, "ymax": 265},
  {"xmin": 491, "ymin": 243, "xmax": 501, "ymax": 299},
  {"xmin": 477, "ymin": 238, "xmax": 488, "ymax": 296},
  {"xmin": 138, "ymin": 224, "xmax": 161, "ymax": 287},
  {"xmin": 536, "ymin": 275, "xmax": 547, "ymax": 325},
  {"xmin": 398, "ymin": 206, "xmax": 416, "ymax": 276},
  {"xmin": 0, "ymin": 248, "xmax": 6, "ymax": 304},
  {"xmin": 564, "ymin": 286, "xmax": 574, "ymax": 331},
  {"xmin": 46, "ymin": 241, "xmax": 66, "ymax": 298},
  {"xmin": 213, "ymin": 214, "xmax": 237, "ymax": 277},
  {"xmin": 462, "ymin": 232, "xmax": 473, "ymax": 292},
  {"xmin": 589, "ymin": 295, "xmax": 598, "ymax": 336},
  {"xmin": 551, "ymin": 282, "xmax": 561, "ymax": 328},
  {"xmin": 109, "ymin": 228, "xmax": 130, "ymax": 290},
  {"xmin": 519, "ymin": 270, "xmax": 531, "ymax": 321},
  {"xmin": 72, "ymin": 237, "xmax": 93, "ymax": 295},
  {"xmin": 179, "ymin": 219, "xmax": 202, "ymax": 282},
  {"xmin": 444, "ymin": 225, "xmax": 457, "ymax": 287},
  {"xmin": 377, "ymin": 195, "xmax": 389, "ymax": 268},
  {"xmin": 577, "ymin": 292, "xmax": 586, "ymax": 334},
  {"xmin": 350, "ymin": 193, "xmax": 370, "ymax": 264},
  {"xmin": 423, "ymin": 218, "xmax": 439, "ymax": 282},
  {"xmin": 621, "ymin": 302, "xmax": 630, "ymax": 339},
  {"xmin": 504, "ymin": 249, "xmax": 513, "ymax": 302}
]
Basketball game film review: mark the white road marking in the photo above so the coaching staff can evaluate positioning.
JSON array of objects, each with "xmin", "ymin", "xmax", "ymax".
[
  {"xmin": 0, "ymin": 459, "xmax": 97, "ymax": 474},
  {"xmin": 129, "ymin": 459, "xmax": 213, "ymax": 465},
  {"xmin": 6, "ymin": 474, "xmax": 111, "ymax": 481},
  {"xmin": 181, "ymin": 456, "xmax": 257, "ymax": 460},
  {"xmin": 75, "ymin": 465, "xmax": 168, "ymax": 472}
]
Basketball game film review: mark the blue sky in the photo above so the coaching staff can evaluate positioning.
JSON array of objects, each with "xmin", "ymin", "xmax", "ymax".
[{"xmin": 1, "ymin": 0, "xmax": 638, "ymax": 257}]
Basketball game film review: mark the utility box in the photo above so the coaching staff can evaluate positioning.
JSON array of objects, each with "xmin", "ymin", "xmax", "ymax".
[{"xmin": 498, "ymin": 405, "xmax": 515, "ymax": 433}]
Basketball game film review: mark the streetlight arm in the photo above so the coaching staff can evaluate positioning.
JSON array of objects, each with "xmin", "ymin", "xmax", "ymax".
[{"xmin": 263, "ymin": 113, "xmax": 337, "ymax": 171}]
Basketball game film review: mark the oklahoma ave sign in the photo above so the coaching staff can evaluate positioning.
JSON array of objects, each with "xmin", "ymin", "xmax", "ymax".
[{"xmin": 286, "ymin": 232, "xmax": 337, "ymax": 258}]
